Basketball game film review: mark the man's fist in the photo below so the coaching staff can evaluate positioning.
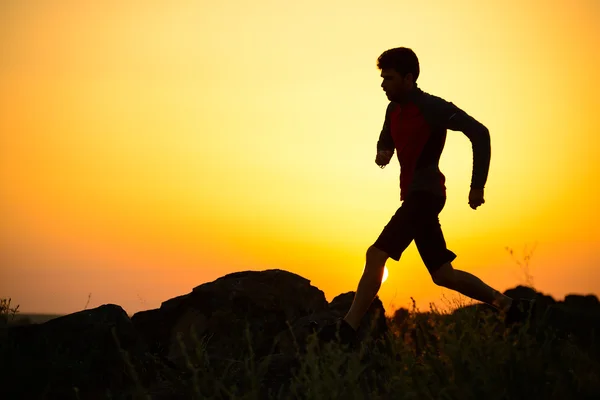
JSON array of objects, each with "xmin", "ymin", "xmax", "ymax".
[
  {"xmin": 469, "ymin": 188, "xmax": 485, "ymax": 210},
  {"xmin": 375, "ymin": 150, "xmax": 394, "ymax": 168}
]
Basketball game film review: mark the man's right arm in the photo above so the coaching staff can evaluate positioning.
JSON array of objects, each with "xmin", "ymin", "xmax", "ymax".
[
  {"xmin": 375, "ymin": 102, "xmax": 395, "ymax": 168},
  {"xmin": 377, "ymin": 102, "xmax": 395, "ymax": 152}
]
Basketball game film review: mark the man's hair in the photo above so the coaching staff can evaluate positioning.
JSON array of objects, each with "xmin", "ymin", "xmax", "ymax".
[{"xmin": 377, "ymin": 47, "xmax": 420, "ymax": 82}]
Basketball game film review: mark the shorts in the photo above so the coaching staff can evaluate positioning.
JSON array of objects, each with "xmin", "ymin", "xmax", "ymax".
[{"xmin": 372, "ymin": 191, "xmax": 457, "ymax": 273}]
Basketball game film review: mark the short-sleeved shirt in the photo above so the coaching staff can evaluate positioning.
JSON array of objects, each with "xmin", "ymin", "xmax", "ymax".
[{"xmin": 377, "ymin": 86, "xmax": 491, "ymax": 200}]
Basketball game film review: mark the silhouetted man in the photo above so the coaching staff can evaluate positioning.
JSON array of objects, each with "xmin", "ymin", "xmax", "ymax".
[{"xmin": 318, "ymin": 47, "xmax": 534, "ymax": 346}]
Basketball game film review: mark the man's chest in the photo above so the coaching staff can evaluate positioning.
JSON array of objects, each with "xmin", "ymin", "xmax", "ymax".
[{"xmin": 389, "ymin": 103, "xmax": 430, "ymax": 152}]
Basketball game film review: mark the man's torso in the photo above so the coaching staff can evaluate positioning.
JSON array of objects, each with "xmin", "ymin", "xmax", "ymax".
[{"xmin": 388, "ymin": 92, "xmax": 448, "ymax": 200}]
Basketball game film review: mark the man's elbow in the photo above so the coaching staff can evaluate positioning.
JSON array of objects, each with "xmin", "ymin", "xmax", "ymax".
[
  {"xmin": 476, "ymin": 123, "xmax": 490, "ymax": 138},
  {"xmin": 469, "ymin": 123, "xmax": 490, "ymax": 145}
]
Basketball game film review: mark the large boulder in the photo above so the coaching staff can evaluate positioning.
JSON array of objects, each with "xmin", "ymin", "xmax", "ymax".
[
  {"xmin": 0, "ymin": 304, "xmax": 172, "ymax": 400},
  {"xmin": 130, "ymin": 270, "xmax": 390, "ymax": 397},
  {"xmin": 131, "ymin": 269, "xmax": 329, "ymax": 370}
]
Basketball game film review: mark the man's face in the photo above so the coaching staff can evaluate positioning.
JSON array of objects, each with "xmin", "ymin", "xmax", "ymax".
[{"xmin": 380, "ymin": 68, "xmax": 413, "ymax": 102}]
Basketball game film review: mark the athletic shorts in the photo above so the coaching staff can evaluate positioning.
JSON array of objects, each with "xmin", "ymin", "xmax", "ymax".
[{"xmin": 372, "ymin": 191, "xmax": 457, "ymax": 272}]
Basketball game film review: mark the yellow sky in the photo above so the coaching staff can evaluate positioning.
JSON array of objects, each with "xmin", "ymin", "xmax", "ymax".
[{"xmin": 1, "ymin": 0, "xmax": 599, "ymax": 316}]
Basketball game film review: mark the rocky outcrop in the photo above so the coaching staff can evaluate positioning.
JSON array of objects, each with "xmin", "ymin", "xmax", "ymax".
[
  {"xmin": 1, "ymin": 269, "xmax": 388, "ymax": 399},
  {"xmin": 1, "ymin": 304, "xmax": 177, "ymax": 400},
  {"xmin": 3, "ymin": 273, "xmax": 598, "ymax": 399},
  {"xmin": 130, "ymin": 269, "xmax": 334, "ymax": 369}
]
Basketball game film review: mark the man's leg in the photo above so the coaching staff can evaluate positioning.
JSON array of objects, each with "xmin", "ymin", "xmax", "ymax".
[
  {"xmin": 430, "ymin": 262, "xmax": 512, "ymax": 312},
  {"xmin": 343, "ymin": 246, "xmax": 389, "ymax": 331},
  {"xmin": 414, "ymin": 193, "xmax": 513, "ymax": 313},
  {"xmin": 342, "ymin": 195, "xmax": 418, "ymax": 332},
  {"xmin": 318, "ymin": 194, "xmax": 417, "ymax": 341}
]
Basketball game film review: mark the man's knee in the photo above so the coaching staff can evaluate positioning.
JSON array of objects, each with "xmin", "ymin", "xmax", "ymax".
[
  {"xmin": 366, "ymin": 246, "xmax": 388, "ymax": 269},
  {"xmin": 431, "ymin": 262, "xmax": 455, "ymax": 287}
]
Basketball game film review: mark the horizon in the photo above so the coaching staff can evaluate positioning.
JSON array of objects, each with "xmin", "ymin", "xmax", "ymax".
[
  {"xmin": 2, "ymin": 1, "xmax": 599, "ymax": 317},
  {"xmin": 10, "ymin": 286, "xmax": 600, "ymax": 320},
  {"xmin": 9, "ymin": 266, "xmax": 599, "ymax": 318}
]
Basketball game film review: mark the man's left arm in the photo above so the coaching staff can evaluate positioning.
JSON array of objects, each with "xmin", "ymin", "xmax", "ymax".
[{"xmin": 440, "ymin": 101, "xmax": 491, "ymax": 191}]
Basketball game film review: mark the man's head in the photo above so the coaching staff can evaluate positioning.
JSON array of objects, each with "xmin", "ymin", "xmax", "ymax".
[{"xmin": 377, "ymin": 47, "xmax": 420, "ymax": 103}]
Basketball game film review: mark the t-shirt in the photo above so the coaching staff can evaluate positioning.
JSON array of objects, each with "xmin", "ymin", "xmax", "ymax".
[{"xmin": 377, "ymin": 86, "xmax": 491, "ymax": 200}]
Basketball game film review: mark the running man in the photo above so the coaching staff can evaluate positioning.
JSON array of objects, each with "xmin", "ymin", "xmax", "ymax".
[{"xmin": 318, "ymin": 47, "xmax": 534, "ymax": 346}]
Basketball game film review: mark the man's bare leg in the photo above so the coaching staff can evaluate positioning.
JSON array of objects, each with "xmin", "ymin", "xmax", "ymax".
[
  {"xmin": 431, "ymin": 262, "xmax": 513, "ymax": 312},
  {"xmin": 343, "ymin": 246, "xmax": 389, "ymax": 331}
]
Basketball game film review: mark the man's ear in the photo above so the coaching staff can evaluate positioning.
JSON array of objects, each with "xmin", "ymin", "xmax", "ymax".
[{"xmin": 403, "ymin": 73, "xmax": 414, "ymax": 84}]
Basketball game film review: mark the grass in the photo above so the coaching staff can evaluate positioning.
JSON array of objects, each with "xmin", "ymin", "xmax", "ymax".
[
  {"xmin": 138, "ymin": 297, "xmax": 599, "ymax": 399},
  {"xmin": 2, "ymin": 288, "xmax": 600, "ymax": 398},
  {"xmin": 0, "ymin": 298, "xmax": 20, "ymax": 323}
]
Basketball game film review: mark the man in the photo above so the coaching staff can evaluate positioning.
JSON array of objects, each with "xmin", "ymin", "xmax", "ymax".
[{"xmin": 318, "ymin": 47, "xmax": 534, "ymax": 347}]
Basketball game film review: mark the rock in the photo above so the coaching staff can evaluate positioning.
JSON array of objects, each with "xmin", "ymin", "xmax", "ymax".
[
  {"xmin": 131, "ymin": 269, "xmax": 329, "ymax": 370},
  {"xmin": 10, "ymin": 268, "xmax": 599, "ymax": 399},
  {"xmin": 257, "ymin": 353, "xmax": 302, "ymax": 398},
  {"xmin": 391, "ymin": 307, "xmax": 410, "ymax": 326},
  {"xmin": 504, "ymin": 285, "xmax": 538, "ymax": 300},
  {"xmin": 257, "ymin": 292, "xmax": 389, "ymax": 397},
  {"xmin": 131, "ymin": 271, "xmax": 389, "ymax": 397},
  {"xmin": 167, "ymin": 307, "xmax": 209, "ymax": 367},
  {"xmin": 564, "ymin": 294, "xmax": 600, "ymax": 311},
  {"xmin": 0, "ymin": 304, "xmax": 172, "ymax": 400},
  {"xmin": 328, "ymin": 292, "xmax": 388, "ymax": 345},
  {"xmin": 472, "ymin": 286, "xmax": 600, "ymax": 347},
  {"xmin": 272, "ymin": 291, "xmax": 389, "ymax": 358}
]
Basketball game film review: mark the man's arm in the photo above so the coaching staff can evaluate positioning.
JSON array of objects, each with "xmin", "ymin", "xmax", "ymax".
[
  {"xmin": 377, "ymin": 102, "xmax": 395, "ymax": 152},
  {"xmin": 375, "ymin": 102, "xmax": 395, "ymax": 168},
  {"xmin": 439, "ymin": 101, "xmax": 491, "ymax": 190}
]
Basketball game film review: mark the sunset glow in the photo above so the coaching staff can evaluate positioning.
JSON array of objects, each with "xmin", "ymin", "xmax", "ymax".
[{"xmin": 362, "ymin": 265, "xmax": 389, "ymax": 284}]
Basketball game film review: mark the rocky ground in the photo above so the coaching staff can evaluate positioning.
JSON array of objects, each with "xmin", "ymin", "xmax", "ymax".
[{"xmin": 2, "ymin": 269, "xmax": 599, "ymax": 399}]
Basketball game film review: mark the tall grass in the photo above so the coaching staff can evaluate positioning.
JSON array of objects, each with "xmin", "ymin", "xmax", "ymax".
[
  {"xmin": 141, "ymin": 299, "xmax": 599, "ymax": 399},
  {"xmin": 2, "ymin": 279, "xmax": 599, "ymax": 398},
  {"xmin": 0, "ymin": 298, "xmax": 20, "ymax": 323}
]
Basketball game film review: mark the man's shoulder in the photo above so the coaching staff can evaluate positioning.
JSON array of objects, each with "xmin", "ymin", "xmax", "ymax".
[
  {"xmin": 415, "ymin": 89, "xmax": 458, "ymax": 123},
  {"xmin": 384, "ymin": 101, "xmax": 400, "ymax": 117},
  {"xmin": 416, "ymin": 89, "xmax": 451, "ymax": 109}
]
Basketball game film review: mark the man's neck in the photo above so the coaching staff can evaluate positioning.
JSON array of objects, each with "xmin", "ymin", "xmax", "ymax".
[
  {"xmin": 394, "ymin": 84, "xmax": 421, "ymax": 105},
  {"xmin": 397, "ymin": 84, "xmax": 420, "ymax": 104}
]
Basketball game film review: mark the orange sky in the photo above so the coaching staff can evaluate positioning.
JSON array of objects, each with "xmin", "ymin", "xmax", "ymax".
[{"xmin": 1, "ymin": 1, "xmax": 599, "ymax": 316}]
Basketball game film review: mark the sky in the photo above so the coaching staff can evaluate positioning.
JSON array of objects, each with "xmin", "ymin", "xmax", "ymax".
[{"xmin": 1, "ymin": 0, "xmax": 599, "ymax": 316}]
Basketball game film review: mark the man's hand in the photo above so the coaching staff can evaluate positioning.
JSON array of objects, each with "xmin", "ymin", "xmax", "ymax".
[
  {"xmin": 469, "ymin": 188, "xmax": 485, "ymax": 210},
  {"xmin": 375, "ymin": 150, "xmax": 394, "ymax": 169}
]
